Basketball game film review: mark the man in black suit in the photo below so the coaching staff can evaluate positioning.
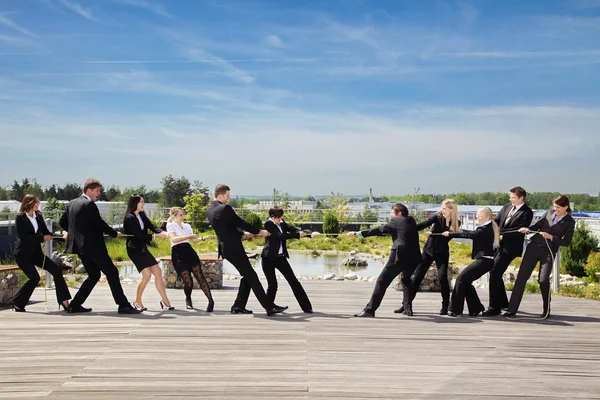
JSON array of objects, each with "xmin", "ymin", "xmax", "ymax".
[
  {"xmin": 348, "ymin": 203, "xmax": 422, "ymax": 317},
  {"xmin": 59, "ymin": 179, "xmax": 140, "ymax": 314},
  {"xmin": 483, "ymin": 186, "xmax": 533, "ymax": 316},
  {"xmin": 206, "ymin": 184, "xmax": 286, "ymax": 316}
]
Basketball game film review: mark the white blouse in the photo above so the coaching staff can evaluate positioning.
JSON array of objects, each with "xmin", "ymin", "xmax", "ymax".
[
  {"xmin": 166, "ymin": 221, "xmax": 193, "ymax": 247},
  {"xmin": 136, "ymin": 214, "xmax": 144, "ymax": 230},
  {"xmin": 27, "ymin": 213, "xmax": 39, "ymax": 233}
]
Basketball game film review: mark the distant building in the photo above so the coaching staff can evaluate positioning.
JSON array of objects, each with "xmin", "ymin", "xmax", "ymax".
[{"xmin": 244, "ymin": 200, "xmax": 317, "ymax": 215}]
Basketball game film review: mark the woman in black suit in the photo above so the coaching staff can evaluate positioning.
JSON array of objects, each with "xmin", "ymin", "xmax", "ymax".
[
  {"xmin": 398, "ymin": 199, "xmax": 460, "ymax": 315},
  {"xmin": 442, "ymin": 207, "xmax": 499, "ymax": 317},
  {"xmin": 11, "ymin": 195, "xmax": 71, "ymax": 312},
  {"xmin": 505, "ymin": 195, "xmax": 576, "ymax": 318},
  {"xmin": 261, "ymin": 206, "xmax": 313, "ymax": 313},
  {"xmin": 123, "ymin": 195, "xmax": 173, "ymax": 311}
]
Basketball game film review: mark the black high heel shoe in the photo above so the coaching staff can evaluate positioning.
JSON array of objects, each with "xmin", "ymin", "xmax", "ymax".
[
  {"xmin": 11, "ymin": 304, "xmax": 26, "ymax": 312},
  {"xmin": 206, "ymin": 300, "xmax": 214, "ymax": 312},
  {"xmin": 58, "ymin": 302, "xmax": 68, "ymax": 311},
  {"xmin": 160, "ymin": 301, "xmax": 175, "ymax": 311},
  {"xmin": 185, "ymin": 298, "xmax": 193, "ymax": 310}
]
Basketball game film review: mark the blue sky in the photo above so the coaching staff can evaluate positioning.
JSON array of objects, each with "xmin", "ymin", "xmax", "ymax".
[{"xmin": 1, "ymin": 0, "xmax": 599, "ymax": 196}]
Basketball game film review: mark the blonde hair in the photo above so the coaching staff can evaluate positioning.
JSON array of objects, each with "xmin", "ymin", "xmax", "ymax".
[
  {"xmin": 478, "ymin": 207, "xmax": 500, "ymax": 249},
  {"xmin": 441, "ymin": 199, "xmax": 459, "ymax": 232},
  {"xmin": 167, "ymin": 207, "xmax": 184, "ymax": 223}
]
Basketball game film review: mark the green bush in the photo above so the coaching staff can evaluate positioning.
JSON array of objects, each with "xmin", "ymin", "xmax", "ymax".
[
  {"xmin": 561, "ymin": 221, "xmax": 599, "ymax": 277},
  {"xmin": 525, "ymin": 281, "xmax": 540, "ymax": 294},
  {"xmin": 584, "ymin": 252, "xmax": 600, "ymax": 282},
  {"xmin": 559, "ymin": 284, "xmax": 600, "ymax": 300},
  {"xmin": 244, "ymin": 213, "xmax": 263, "ymax": 230},
  {"xmin": 323, "ymin": 211, "xmax": 340, "ymax": 234}
]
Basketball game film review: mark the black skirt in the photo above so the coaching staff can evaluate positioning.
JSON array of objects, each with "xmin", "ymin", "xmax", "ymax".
[
  {"xmin": 171, "ymin": 242, "xmax": 201, "ymax": 275},
  {"xmin": 128, "ymin": 248, "xmax": 159, "ymax": 272}
]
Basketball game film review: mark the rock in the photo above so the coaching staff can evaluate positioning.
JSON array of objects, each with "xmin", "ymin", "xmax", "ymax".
[
  {"xmin": 562, "ymin": 274, "xmax": 574, "ymax": 281},
  {"xmin": 344, "ymin": 273, "xmax": 358, "ymax": 280},
  {"xmin": 333, "ymin": 276, "xmax": 344, "ymax": 281},
  {"xmin": 350, "ymin": 250, "xmax": 359, "ymax": 255},
  {"xmin": 323, "ymin": 273, "xmax": 336, "ymax": 280},
  {"xmin": 343, "ymin": 257, "xmax": 368, "ymax": 267},
  {"xmin": 368, "ymin": 276, "xmax": 378, "ymax": 282},
  {"xmin": 75, "ymin": 265, "xmax": 86, "ymax": 274}
]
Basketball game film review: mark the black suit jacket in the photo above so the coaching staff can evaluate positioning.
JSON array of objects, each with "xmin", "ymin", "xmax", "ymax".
[
  {"xmin": 13, "ymin": 213, "xmax": 53, "ymax": 257},
  {"xmin": 449, "ymin": 223, "xmax": 495, "ymax": 259},
  {"xmin": 59, "ymin": 195, "xmax": 118, "ymax": 257},
  {"xmin": 528, "ymin": 209, "xmax": 576, "ymax": 255},
  {"xmin": 417, "ymin": 213, "xmax": 461, "ymax": 257},
  {"xmin": 206, "ymin": 200, "xmax": 260, "ymax": 259},
  {"xmin": 494, "ymin": 202, "xmax": 534, "ymax": 257},
  {"xmin": 123, "ymin": 212, "xmax": 162, "ymax": 253},
  {"xmin": 359, "ymin": 216, "xmax": 421, "ymax": 267},
  {"xmin": 261, "ymin": 219, "xmax": 300, "ymax": 260}
]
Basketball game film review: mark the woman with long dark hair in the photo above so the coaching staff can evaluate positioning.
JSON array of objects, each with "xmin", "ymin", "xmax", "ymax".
[
  {"xmin": 11, "ymin": 195, "xmax": 71, "ymax": 312},
  {"xmin": 166, "ymin": 207, "xmax": 215, "ymax": 311},
  {"xmin": 505, "ymin": 195, "xmax": 576, "ymax": 318},
  {"xmin": 442, "ymin": 207, "xmax": 500, "ymax": 317},
  {"xmin": 123, "ymin": 194, "xmax": 173, "ymax": 311}
]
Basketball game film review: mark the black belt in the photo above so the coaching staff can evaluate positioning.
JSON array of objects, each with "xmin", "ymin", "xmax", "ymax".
[{"xmin": 276, "ymin": 254, "xmax": 286, "ymax": 258}]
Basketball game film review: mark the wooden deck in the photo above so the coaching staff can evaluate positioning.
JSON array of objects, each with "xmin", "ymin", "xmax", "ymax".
[{"xmin": 1, "ymin": 279, "xmax": 600, "ymax": 399}]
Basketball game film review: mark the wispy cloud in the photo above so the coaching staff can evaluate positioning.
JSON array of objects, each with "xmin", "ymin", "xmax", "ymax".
[
  {"xmin": 111, "ymin": 0, "xmax": 172, "ymax": 18},
  {"xmin": 266, "ymin": 34, "xmax": 284, "ymax": 48},
  {"xmin": 59, "ymin": 0, "xmax": 96, "ymax": 20},
  {"xmin": 0, "ymin": 14, "xmax": 36, "ymax": 37}
]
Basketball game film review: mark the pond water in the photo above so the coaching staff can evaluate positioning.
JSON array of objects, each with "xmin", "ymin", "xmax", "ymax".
[{"xmin": 118, "ymin": 252, "xmax": 387, "ymax": 279}]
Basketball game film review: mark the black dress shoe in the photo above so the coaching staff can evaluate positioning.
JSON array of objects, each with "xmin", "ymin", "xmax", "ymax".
[
  {"xmin": 231, "ymin": 307, "xmax": 253, "ymax": 314},
  {"xmin": 304, "ymin": 309, "xmax": 313, "ymax": 314},
  {"xmin": 274, "ymin": 304, "xmax": 289, "ymax": 311},
  {"xmin": 439, "ymin": 307, "xmax": 448, "ymax": 315},
  {"xmin": 503, "ymin": 311, "xmax": 516, "ymax": 317},
  {"xmin": 67, "ymin": 305, "xmax": 92, "ymax": 313},
  {"xmin": 393, "ymin": 305, "xmax": 405, "ymax": 314},
  {"xmin": 118, "ymin": 305, "xmax": 142, "ymax": 314},
  {"xmin": 354, "ymin": 310, "xmax": 375, "ymax": 318},
  {"xmin": 266, "ymin": 306, "xmax": 286, "ymax": 316},
  {"xmin": 482, "ymin": 308, "xmax": 501, "ymax": 317},
  {"xmin": 448, "ymin": 312, "xmax": 461, "ymax": 317}
]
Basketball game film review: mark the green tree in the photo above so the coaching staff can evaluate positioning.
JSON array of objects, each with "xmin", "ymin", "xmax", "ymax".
[
  {"xmin": 323, "ymin": 211, "xmax": 340, "ymax": 234},
  {"xmin": 0, "ymin": 206, "xmax": 11, "ymax": 221},
  {"xmin": 44, "ymin": 184, "xmax": 58, "ymax": 199},
  {"xmin": 183, "ymin": 183, "xmax": 210, "ymax": 231},
  {"xmin": 561, "ymin": 221, "xmax": 600, "ymax": 277},
  {"xmin": 10, "ymin": 178, "xmax": 44, "ymax": 201},
  {"xmin": 57, "ymin": 183, "xmax": 81, "ymax": 200},
  {"xmin": 272, "ymin": 188, "xmax": 291, "ymax": 208},
  {"xmin": 161, "ymin": 175, "xmax": 191, "ymax": 207},
  {"xmin": 324, "ymin": 192, "xmax": 350, "ymax": 224},
  {"xmin": 44, "ymin": 197, "xmax": 66, "ymax": 211},
  {"xmin": 104, "ymin": 186, "xmax": 122, "ymax": 201},
  {"xmin": 245, "ymin": 212, "xmax": 263, "ymax": 230},
  {"xmin": 0, "ymin": 187, "xmax": 8, "ymax": 200}
]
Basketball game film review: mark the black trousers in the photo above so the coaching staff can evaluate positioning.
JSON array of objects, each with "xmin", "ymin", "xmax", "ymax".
[
  {"xmin": 507, "ymin": 242, "xmax": 554, "ymax": 314},
  {"xmin": 408, "ymin": 253, "xmax": 451, "ymax": 308},
  {"xmin": 13, "ymin": 252, "xmax": 72, "ymax": 309},
  {"xmin": 488, "ymin": 251, "xmax": 518, "ymax": 310},
  {"xmin": 364, "ymin": 258, "xmax": 415, "ymax": 313},
  {"xmin": 262, "ymin": 256, "xmax": 312, "ymax": 312},
  {"xmin": 71, "ymin": 253, "xmax": 130, "ymax": 308},
  {"xmin": 225, "ymin": 252, "xmax": 273, "ymax": 310},
  {"xmin": 449, "ymin": 258, "xmax": 494, "ymax": 315}
]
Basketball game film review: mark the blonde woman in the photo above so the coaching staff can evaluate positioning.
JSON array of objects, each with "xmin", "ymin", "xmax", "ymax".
[
  {"xmin": 397, "ymin": 199, "xmax": 460, "ymax": 315},
  {"xmin": 166, "ymin": 207, "xmax": 215, "ymax": 311},
  {"xmin": 442, "ymin": 207, "xmax": 499, "ymax": 317}
]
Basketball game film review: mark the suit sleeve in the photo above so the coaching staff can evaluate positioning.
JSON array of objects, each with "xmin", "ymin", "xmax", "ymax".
[
  {"xmin": 15, "ymin": 215, "xmax": 44, "ymax": 244},
  {"xmin": 143, "ymin": 214, "xmax": 162, "ymax": 234},
  {"xmin": 511, "ymin": 207, "xmax": 534, "ymax": 231},
  {"xmin": 529, "ymin": 210, "xmax": 549, "ymax": 231},
  {"xmin": 416, "ymin": 215, "xmax": 436, "ymax": 231},
  {"xmin": 360, "ymin": 221, "xmax": 394, "ymax": 238},
  {"xmin": 38, "ymin": 215, "xmax": 53, "ymax": 236},
  {"xmin": 225, "ymin": 205, "xmax": 260, "ymax": 234},
  {"xmin": 448, "ymin": 227, "xmax": 483, "ymax": 240},
  {"xmin": 494, "ymin": 206, "xmax": 504, "ymax": 226},
  {"xmin": 89, "ymin": 202, "xmax": 118, "ymax": 238},
  {"xmin": 552, "ymin": 218, "xmax": 576, "ymax": 247},
  {"xmin": 124, "ymin": 215, "xmax": 152, "ymax": 242},
  {"xmin": 59, "ymin": 208, "xmax": 68, "ymax": 231},
  {"xmin": 264, "ymin": 220, "xmax": 282, "ymax": 238},
  {"xmin": 284, "ymin": 223, "xmax": 301, "ymax": 240}
]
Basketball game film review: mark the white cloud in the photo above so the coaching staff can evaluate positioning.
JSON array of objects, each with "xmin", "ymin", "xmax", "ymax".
[
  {"xmin": 111, "ymin": 0, "xmax": 173, "ymax": 18},
  {"xmin": 0, "ymin": 14, "xmax": 36, "ymax": 37},
  {"xmin": 59, "ymin": 0, "xmax": 95, "ymax": 20},
  {"xmin": 266, "ymin": 34, "xmax": 284, "ymax": 48}
]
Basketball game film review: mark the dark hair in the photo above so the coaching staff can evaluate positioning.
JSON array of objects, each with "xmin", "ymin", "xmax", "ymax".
[
  {"xmin": 510, "ymin": 186, "xmax": 527, "ymax": 199},
  {"xmin": 124, "ymin": 194, "xmax": 144, "ymax": 224},
  {"xmin": 269, "ymin": 206, "xmax": 284, "ymax": 218},
  {"xmin": 83, "ymin": 178, "xmax": 102, "ymax": 193},
  {"xmin": 553, "ymin": 194, "xmax": 572, "ymax": 216},
  {"xmin": 214, "ymin": 184, "xmax": 231, "ymax": 197},
  {"xmin": 19, "ymin": 194, "xmax": 41, "ymax": 217},
  {"xmin": 391, "ymin": 203, "xmax": 408, "ymax": 217}
]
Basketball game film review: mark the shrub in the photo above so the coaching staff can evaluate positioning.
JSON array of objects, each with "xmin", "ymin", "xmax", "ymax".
[
  {"xmin": 244, "ymin": 212, "xmax": 263, "ymax": 231},
  {"xmin": 323, "ymin": 211, "xmax": 340, "ymax": 234},
  {"xmin": 525, "ymin": 281, "xmax": 540, "ymax": 294},
  {"xmin": 584, "ymin": 252, "xmax": 600, "ymax": 282},
  {"xmin": 561, "ymin": 221, "xmax": 599, "ymax": 277}
]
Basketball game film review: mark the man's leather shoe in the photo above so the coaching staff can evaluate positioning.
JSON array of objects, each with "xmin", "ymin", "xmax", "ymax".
[
  {"xmin": 304, "ymin": 309, "xmax": 313, "ymax": 314},
  {"xmin": 354, "ymin": 310, "xmax": 374, "ymax": 318},
  {"xmin": 448, "ymin": 312, "xmax": 460, "ymax": 317},
  {"xmin": 439, "ymin": 307, "xmax": 448, "ymax": 315},
  {"xmin": 503, "ymin": 311, "xmax": 516, "ymax": 317},
  {"xmin": 67, "ymin": 305, "xmax": 92, "ymax": 313},
  {"xmin": 274, "ymin": 304, "xmax": 289, "ymax": 312},
  {"xmin": 230, "ymin": 307, "xmax": 253, "ymax": 314},
  {"xmin": 393, "ymin": 306, "xmax": 404, "ymax": 314},
  {"xmin": 482, "ymin": 308, "xmax": 501, "ymax": 317},
  {"xmin": 118, "ymin": 305, "xmax": 142, "ymax": 314},
  {"xmin": 266, "ymin": 306, "xmax": 286, "ymax": 316}
]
